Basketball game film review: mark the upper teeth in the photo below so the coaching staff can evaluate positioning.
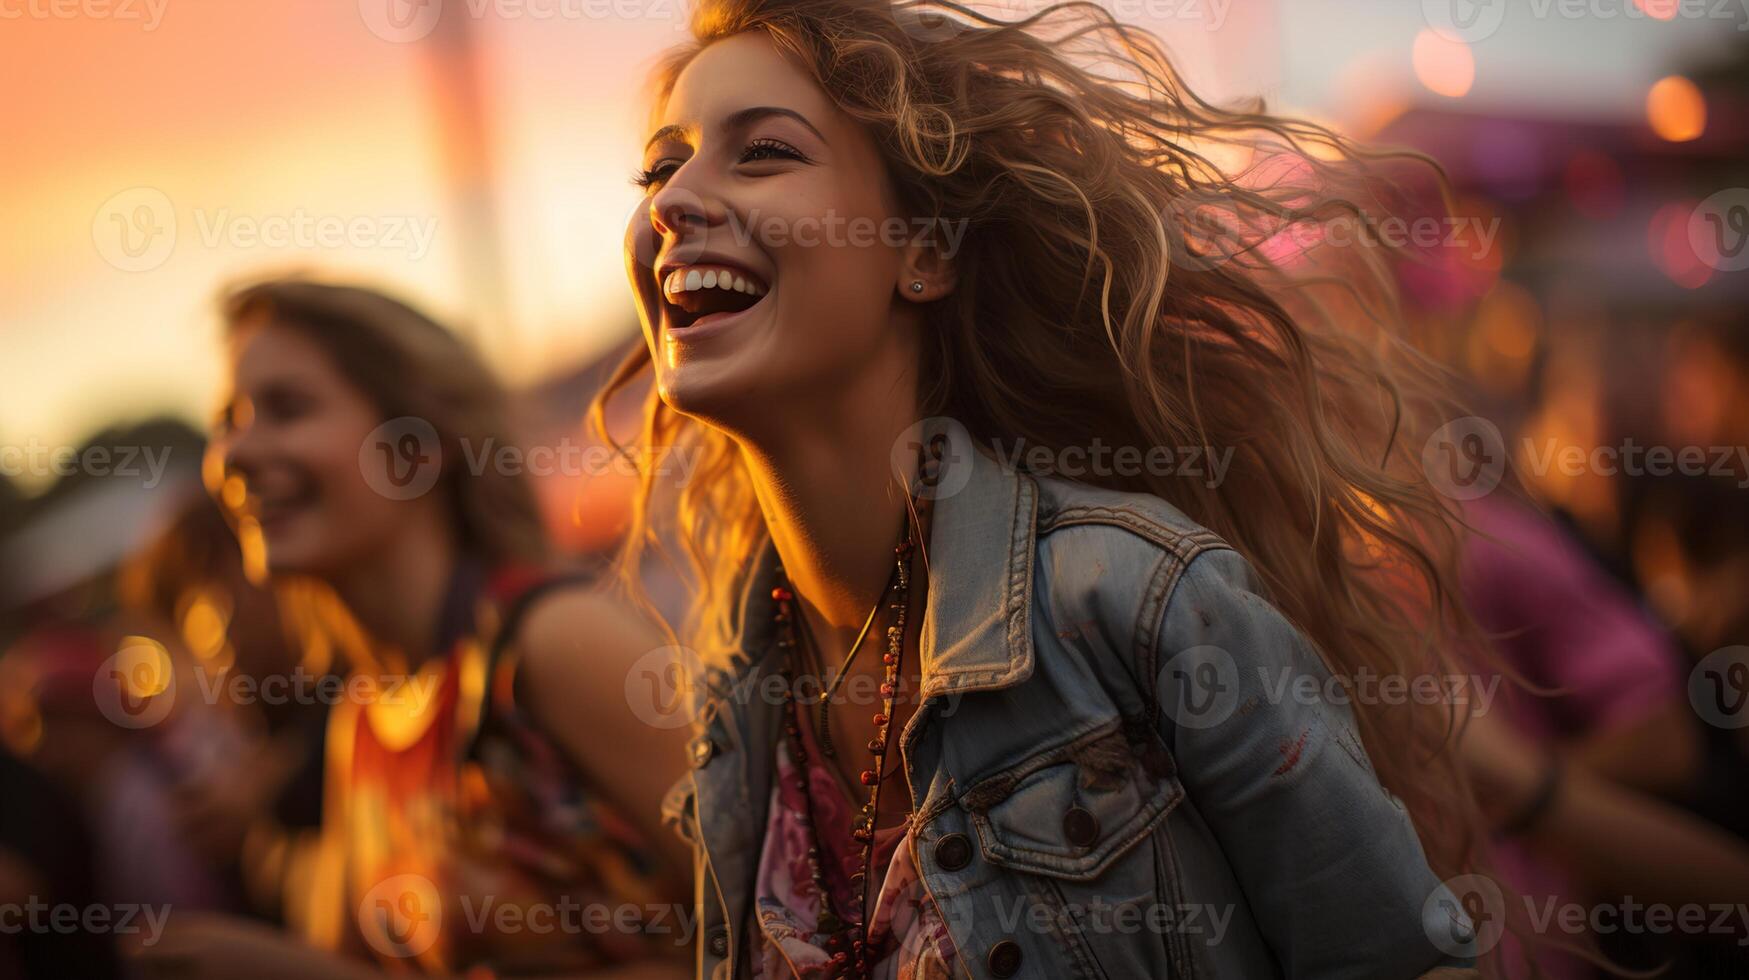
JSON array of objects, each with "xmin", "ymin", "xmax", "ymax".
[{"xmin": 663, "ymin": 265, "xmax": 766, "ymax": 297}]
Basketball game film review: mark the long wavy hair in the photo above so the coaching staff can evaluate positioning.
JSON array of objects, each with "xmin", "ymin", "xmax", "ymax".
[{"xmin": 598, "ymin": 0, "xmax": 1500, "ymax": 945}]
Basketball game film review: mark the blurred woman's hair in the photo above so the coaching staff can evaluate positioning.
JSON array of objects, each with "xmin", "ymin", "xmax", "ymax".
[
  {"xmin": 221, "ymin": 278, "xmax": 546, "ymax": 567},
  {"xmin": 596, "ymin": 0, "xmax": 1512, "ymax": 944}
]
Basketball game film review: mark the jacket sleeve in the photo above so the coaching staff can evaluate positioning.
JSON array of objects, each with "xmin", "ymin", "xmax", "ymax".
[{"xmin": 1151, "ymin": 546, "xmax": 1475, "ymax": 979}]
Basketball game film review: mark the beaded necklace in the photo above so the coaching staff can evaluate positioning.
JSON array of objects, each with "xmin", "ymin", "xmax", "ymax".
[{"xmin": 771, "ymin": 504, "xmax": 924, "ymax": 979}]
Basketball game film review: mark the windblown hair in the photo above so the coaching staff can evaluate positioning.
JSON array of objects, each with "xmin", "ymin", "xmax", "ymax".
[{"xmin": 599, "ymin": 0, "xmax": 1498, "ymax": 947}]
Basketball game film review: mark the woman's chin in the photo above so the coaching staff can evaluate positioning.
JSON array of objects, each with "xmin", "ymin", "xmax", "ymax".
[{"xmin": 655, "ymin": 361, "xmax": 765, "ymax": 425}]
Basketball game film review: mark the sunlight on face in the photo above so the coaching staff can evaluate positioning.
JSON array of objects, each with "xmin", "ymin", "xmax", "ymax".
[{"xmin": 624, "ymin": 32, "xmax": 914, "ymax": 430}]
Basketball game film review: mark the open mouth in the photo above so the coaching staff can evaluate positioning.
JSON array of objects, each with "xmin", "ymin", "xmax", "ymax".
[
  {"xmin": 248, "ymin": 476, "xmax": 317, "ymax": 533},
  {"xmin": 659, "ymin": 262, "xmax": 769, "ymax": 335}
]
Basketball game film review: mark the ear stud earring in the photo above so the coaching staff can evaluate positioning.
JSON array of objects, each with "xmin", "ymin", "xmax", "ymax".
[{"xmin": 910, "ymin": 280, "xmax": 925, "ymax": 293}]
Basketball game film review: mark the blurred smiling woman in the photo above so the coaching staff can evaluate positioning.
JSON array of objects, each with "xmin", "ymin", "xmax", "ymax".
[
  {"xmin": 606, "ymin": 1, "xmax": 1495, "ymax": 978},
  {"xmin": 142, "ymin": 279, "xmax": 692, "ymax": 980}
]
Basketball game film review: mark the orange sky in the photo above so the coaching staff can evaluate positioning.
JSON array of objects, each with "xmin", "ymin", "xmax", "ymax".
[{"xmin": 3, "ymin": 0, "xmax": 1723, "ymax": 476}]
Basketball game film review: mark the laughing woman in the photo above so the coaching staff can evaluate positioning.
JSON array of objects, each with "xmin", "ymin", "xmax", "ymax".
[
  {"xmin": 142, "ymin": 280, "xmax": 692, "ymax": 980},
  {"xmin": 605, "ymin": 2, "xmax": 1493, "ymax": 978}
]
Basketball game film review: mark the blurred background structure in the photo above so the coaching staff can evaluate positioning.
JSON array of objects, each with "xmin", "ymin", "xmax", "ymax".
[{"xmin": 3, "ymin": 1, "xmax": 1748, "ymax": 977}]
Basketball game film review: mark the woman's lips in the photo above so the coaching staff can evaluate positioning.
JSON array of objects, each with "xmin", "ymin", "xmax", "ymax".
[
  {"xmin": 661, "ymin": 287, "xmax": 771, "ymax": 343},
  {"xmin": 656, "ymin": 260, "xmax": 770, "ymax": 341}
]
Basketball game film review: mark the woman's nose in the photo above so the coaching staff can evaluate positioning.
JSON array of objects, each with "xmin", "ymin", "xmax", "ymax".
[{"xmin": 649, "ymin": 183, "xmax": 712, "ymax": 239}]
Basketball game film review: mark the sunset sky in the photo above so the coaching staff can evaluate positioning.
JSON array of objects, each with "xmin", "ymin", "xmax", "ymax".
[{"xmin": 3, "ymin": 0, "xmax": 1735, "ymax": 474}]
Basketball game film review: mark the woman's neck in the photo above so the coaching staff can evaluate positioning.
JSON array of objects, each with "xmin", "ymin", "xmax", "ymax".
[
  {"xmin": 737, "ymin": 358, "xmax": 923, "ymax": 636},
  {"xmin": 328, "ymin": 515, "xmax": 461, "ymax": 671}
]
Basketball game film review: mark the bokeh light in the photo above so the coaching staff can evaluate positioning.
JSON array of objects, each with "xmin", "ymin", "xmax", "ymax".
[
  {"xmin": 1647, "ymin": 75, "xmax": 1707, "ymax": 142},
  {"xmin": 1412, "ymin": 30, "xmax": 1475, "ymax": 99}
]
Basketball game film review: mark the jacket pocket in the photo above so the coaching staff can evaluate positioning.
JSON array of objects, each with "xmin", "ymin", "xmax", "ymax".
[{"xmin": 960, "ymin": 720, "xmax": 1183, "ymax": 881}]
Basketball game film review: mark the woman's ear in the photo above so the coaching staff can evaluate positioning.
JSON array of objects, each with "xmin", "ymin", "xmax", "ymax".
[{"xmin": 897, "ymin": 221, "xmax": 961, "ymax": 302}]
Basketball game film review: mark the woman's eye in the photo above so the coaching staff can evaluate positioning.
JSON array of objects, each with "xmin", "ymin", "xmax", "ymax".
[
  {"xmin": 740, "ymin": 138, "xmax": 805, "ymax": 165},
  {"xmin": 258, "ymin": 389, "xmax": 313, "ymax": 424},
  {"xmin": 632, "ymin": 161, "xmax": 680, "ymax": 189}
]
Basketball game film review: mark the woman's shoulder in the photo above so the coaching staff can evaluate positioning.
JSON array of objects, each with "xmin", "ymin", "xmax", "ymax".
[
  {"xmin": 1028, "ymin": 467, "xmax": 1231, "ymax": 560},
  {"xmin": 1021, "ymin": 473, "xmax": 1311, "ymax": 678}
]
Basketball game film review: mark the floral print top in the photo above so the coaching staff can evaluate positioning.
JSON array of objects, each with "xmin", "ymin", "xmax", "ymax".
[{"xmin": 751, "ymin": 711, "xmax": 957, "ymax": 979}]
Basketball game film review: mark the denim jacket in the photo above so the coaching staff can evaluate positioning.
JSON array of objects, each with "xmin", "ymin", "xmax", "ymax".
[{"xmin": 662, "ymin": 427, "xmax": 1474, "ymax": 979}]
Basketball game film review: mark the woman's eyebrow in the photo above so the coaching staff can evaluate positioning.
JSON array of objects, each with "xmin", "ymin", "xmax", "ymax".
[
  {"xmin": 643, "ymin": 105, "xmax": 827, "ymax": 153},
  {"xmin": 721, "ymin": 105, "xmax": 827, "ymax": 143}
]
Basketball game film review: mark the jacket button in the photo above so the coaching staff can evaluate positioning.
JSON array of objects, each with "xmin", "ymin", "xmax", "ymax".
[
  {"xmin": 934, "ymin": 832, "xmax": 972, "ymax": 871},
  {"xmin": 987, "ymin": 939, "xmax": 1022, "ymax": 977},
  {"xmin": 689, "ymin": 735, "xmax": 716, "ymax": 769},
  {"xmin": 1062, "ymin": 805, "xmax": 1100, "ymax": 848},
  {"xmin": 706, "ymin": 925, "xmax": 729, "ymax": 958}
]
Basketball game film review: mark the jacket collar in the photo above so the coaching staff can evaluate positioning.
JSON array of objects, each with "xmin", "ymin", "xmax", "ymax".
[
  {"xmin": 915, "ymin": 421, "xmax": 1038, "ymax": 698},
  {"xmin": 728, "ymin": 422, "xmax": 1039, "ymax": 700}
]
